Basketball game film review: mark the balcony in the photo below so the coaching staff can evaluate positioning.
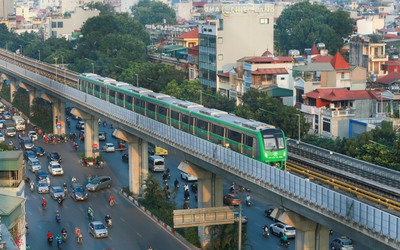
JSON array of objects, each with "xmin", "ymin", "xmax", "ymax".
[
  {"xmin": 370, "ymin": 54, "xmax": 388, "ymax": 61},
  {"xmin": 321, "ymin": 108, "xmax": 355, "ymax": 117}
]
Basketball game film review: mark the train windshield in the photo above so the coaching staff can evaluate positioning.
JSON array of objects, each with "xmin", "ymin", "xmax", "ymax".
[{"xmin": 261, "ymin": 129, "xmax": 285, "ymax": 150}]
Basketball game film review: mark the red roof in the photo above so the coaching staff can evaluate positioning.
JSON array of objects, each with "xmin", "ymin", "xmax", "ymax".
[
  {"xmin": 311, "ymin": 44, "xmax": 319, "ymax": 55},
  {"xmin": 330, "ymin": 52, "xmax": 349, "ymax": 70},
  {"xmin": 251, "ymin": 68, "xmax": 288, "ymax": 75},
  {"xmin": 312, "ymin": 55, "xmax": 333, "ymax": 63},
  {"xmin": 193, "ymin": 2, "xmax": 206, "ymax": 7},
  {"xmin": 376, "ymin": 72, "xmax": 400, "ymax": 85},
  {"xmin": 245, "ymin": 56, "xmax": 293, "ymax": 63},
  {"xmin": 384, "ymin": 34, "xmax": 400, "ymax": 39},
  {"xmin": 305, "ymin": 88, "xmax": 383, "ymax": 101},
  {"xmin": 188, "ymin": 45, "xmax": 199, "ymax": 55},
  {"xmin": 385, "ymin": 60, "xmax": 400, "ymax": 66},
  {"xmin": 178, "ymin": 28, "xmax": 198, "ymax": 39},
  {"xmin": 262, "ymin": 50, "xmax": 272, "ymax": 56}
]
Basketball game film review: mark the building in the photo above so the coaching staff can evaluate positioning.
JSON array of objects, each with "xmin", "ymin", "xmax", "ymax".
[
  {"xmin": 349, "ymin": 37, "xmax": 388, "ymax": 76},
  {"xmin": 176, "ymin": 28, "xmax": 198, "ymax": 48},
  {"xmin": 0, "ymin": 0, "xmax": 13, "ymax": 20},
  {"xmin": 188, "ymin": 45, "xmax": 199, "ymax": 80},
  {"xmin": 43, "ymin": 7, "xmax": 100, "ymax": 40},
  {"xmin": 61, "ymin": 0, "xmax": 102, "ymax": 13},
  {"xmin": 198, "ymin": 3, "xmax": 275, "ymax": 94},
  {"xmin": 356, "ymin": 14, "xmax": 385, "ymax": 35}
]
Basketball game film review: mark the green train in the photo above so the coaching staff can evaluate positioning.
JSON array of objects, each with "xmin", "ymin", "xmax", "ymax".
[{"xmin": 78, "ymin": 73, "xmax": 288, "ymax": 169}]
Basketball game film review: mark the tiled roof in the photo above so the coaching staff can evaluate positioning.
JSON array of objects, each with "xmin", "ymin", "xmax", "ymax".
[
  {"xmin": 312, "ymin": 55, "xmax": 333, "ymax": 63},
  {"xmin": 251, "ymin": 68, "xmax": 288, "ymax": 75},
  {"xmin": 305, "ymin": 88, "xmax": 382, "ymax": 101},
  {"xmin": 385, "ymin": 60, "xmax": 400, "ymax": 66},
  {"xmin": 311, "ymin": 44, "xmax": 319, "ymax": 55},
  {"xmin": 384, "ymin": 34, "xmax": 400, "ymax": 39},
  {"xmin": 178, "ymin": 28, "xmax": 198, "ymax": 39},
  {"xmin": 262, "ymin": 50, "xmax": 272, "ymax": 56},
  {"xmin": 376, "ymin": 72, "xmax": 400, "ymax": 85},
  {"xmin": 245, "ymin": 56, "xmax": 293, "ymax": 63},
  {"xmin": 330, "ymin": 52, "xmax": 350, "ymax": 70}
]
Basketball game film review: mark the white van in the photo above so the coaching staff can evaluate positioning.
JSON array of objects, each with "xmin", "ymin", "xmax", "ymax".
[
  {"xmin": 148, "ymin": 155, "xmax": 165, "ymax": 172},
  {"xmin": 27, "ymin": 158, "xmax": 41, "ymax": 172}
]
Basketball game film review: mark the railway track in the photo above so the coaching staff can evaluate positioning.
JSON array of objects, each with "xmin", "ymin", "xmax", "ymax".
[
  {"xmin": 0, "ymin": 49, "xmax": 78, "ymax": 87},
  {"xmin": 2, "ymin": 48, "xmax": 400, "ymax": 215}
]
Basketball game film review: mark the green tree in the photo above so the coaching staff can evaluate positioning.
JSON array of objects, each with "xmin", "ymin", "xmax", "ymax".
[
  {"xmin": 274, "ymin": 1, "xmax": 354, "ymax": 54},
  {"xmin": 12, "ymin": 88, "xmax": 29, "ymax": 117},
  {"xmin": 0, "ymin": 80, "xmax": 11, "ymax": 102},
  {"xmin": 30, "ymin": 98, "xmax": 53, "ymax": 133},
  {"xmin": 133, "ymin": 0, "xmax": 177, "ymax": 25},
  {"xmin": 208, "ymin": 224, "xmax": 247, "ymax": 250},
  {"xmin": 86, "ymin": 2, "xmax": 115, "ymax": 15}
]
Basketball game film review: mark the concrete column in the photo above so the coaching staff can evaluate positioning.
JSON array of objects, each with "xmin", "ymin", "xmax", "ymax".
[
  {"xmin": 112, "ymin": 129, "xmax": 148, "ymax": 196},
  {"xmin": 52, "ymin": 101, "xmax": 66, "ymax": 135},
  {"xmin": 278, "ymin": 210, "xmax": 330, "ymax": 250},
  {"xmin": 9, "ymin": 79, "xmax": 17, "ymax": 103},
  {"xmin": 179, "ymin": 163, "xmax": 223, "ymax": 248}
]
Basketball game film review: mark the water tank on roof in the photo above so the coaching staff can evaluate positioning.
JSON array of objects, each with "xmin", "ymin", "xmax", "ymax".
[{"xmin": 371, "ymin": 74, "xmax": 377, "ymax": 82}]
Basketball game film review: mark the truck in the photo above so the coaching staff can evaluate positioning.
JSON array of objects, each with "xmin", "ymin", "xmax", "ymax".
[
  {"xmin": 4, "ymin": 120, "xmax": 16, "ymax": 137},
  {"xmin": 12, "ymin": 115, "xmax": 25, "ymax": 131}
]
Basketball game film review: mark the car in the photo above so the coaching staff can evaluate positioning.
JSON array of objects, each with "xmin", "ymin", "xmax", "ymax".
[
  {"xmin": 76, "ymin": 120, "xmax": 84, "ymax": 129},
  {"xmin": 88, "ymin": 221, "xmax": 108, "ymax": 238},
  {"xmin": 28, "ymin": 131, "xmax": 38, "ymax": 141},
  {"xmin": 37, "ymin": 180, "xmax": 49, "ymax": 194},
  {"xmin": 33, "ymin": 146, "xmax": 45, "ymax": 157},
  {"xmin": 50, "ymin": 186, "xmax": 65, "ymax": 200},
  {"xmin": 86, "ymin": 176, "xmax": 112, "ymax": 191},
  {"xmin": 0, "ymin": 120, "xmax": 5, "ymax": 128},
  {"xmin": 264, "ymin": 208, "xmax": 278, "ymax": 221},
  {"xmin": 3, "ymin": 111, "xmax": 11, "ymax": 120},
  {"xmin": 269, "ymin": 222, "xmax": 296, "ymax": 238},
  {"xmin": 0, "ymin": 132, "xmax": 4, "ymax": 142},
  {"xmin": 35, "ymin": 169, "xmax": 48, "ymax": 181},
  {"xmin": 102, "ymin": 143, "xmax": 115, "ymax": 152},
  {"xmin": 47, "ymin": 161, "xmax": 64, "ymax": 175},
  {"xmin": 234, "ymin": 212, "xmax": 248, "ymax": 224},
  {"xmin": 70, "ymin": 183, "xmax": 88, "ymax": 201},
  {"xmin": 330, "ymin": 237, "xmax": 354, "ymax": 250},
  {"xmin": 122, "ymin": 153, "xmax": 128, "ymax": 162},
  {"xmin": 27, "ymin": 157, "xmax": 41, "ymax": 172},
  {"xmin": 98, "ymin": 131, "xmax": 106, "ymax": 141},
  {"xmin": 180, "ymin": 171, "xmax": 198, "ymax": 181},
  {"xmin": 24, "ymin": 150, "xmax": 36, "ymax": 160},
  {"xmin": 223, "ymin": 194, "xmax": 242, "ymax": 206},
  {"xmin": 47, "ymin": 152, "xmax": 62, "ymax": 163},
  {"xmin": 20, "ymin": 136, "xmax": 34, "ymax": 150}
]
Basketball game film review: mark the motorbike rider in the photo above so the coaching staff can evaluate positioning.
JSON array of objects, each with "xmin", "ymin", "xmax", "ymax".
[
  {"xmin": 63, "ymin": 182, "xmax": 67, "ymax": 193},
  {"xmin": 263, "ymin": 224, "xmax": 269, "ymax": 235},
  {"xmin": 87, "ymin": 207, "xmax": 94, "ymax": 219},
  {"xmin": 41, "ymin": 197, "xmax": 46, "ymax": 208},
  {"xmin": 105, "ymin": 214, "xmax": 112, "ymax": 225},
  {"xmin": 280, "ymin": 233, "xmax": 288, "ymax": 245},
  {"xmin": 246, "ymin": 194, "xmax": 252, "ymax": 204},
  {"xmin": 57, "ymin": 196, "xmax": 63, "ymax": 206},
  {"xmin": 71, "ymin": 176, "xmax": 77, "ymax": 183},
  {"xmin": 46, "ymin": 231, "xmax": 53, "ymax": 243},
  {"xmin": 56, "ymin": 234, "xmax": 62, "ymax": 247},
  {"xmin": 30, "ymin": 180, "xmax": 34, "ymax": 191},
  {"xmin": 55, "ymin": 210, "xmax": 61, "ymax": 222},
  {"xmin": 61, "ymin": 228, "xmax": 67, "ymax": 240},
  {"xmin": 109, "ymin": 195, "xmax": 115, "ymax": 206}
]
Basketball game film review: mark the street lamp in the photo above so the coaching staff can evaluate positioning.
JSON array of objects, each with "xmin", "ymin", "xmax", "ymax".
[
  {"xmin": 91, "ymin": 63, "xmax": 94, "ymax": 73},
  {"xmin": 135, "ymin": 74, "xmax": 139, "ymax": 87},
  {"xmin": 54, "ymin": 57, "xmax": 58, "ymax": 81}
]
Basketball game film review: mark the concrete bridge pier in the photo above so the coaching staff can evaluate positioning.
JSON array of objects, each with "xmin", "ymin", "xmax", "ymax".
[
  {"xmin": 112, "ymin": 129, "xmax": 148, "ymax": 196},
  {"xmin": 51, "ymin": 100, "xmax": 66, "ymax": 135},
  {"xmin": 179, "ymin": 162, "xmax": 223, "ymax": 249},
  {"xmin": 70, "ymin": 108, "xmax": 98, "ymax": 158},
  {"xmin": 9, "ymin": 79, "xmax": 18, "ymax": 103},
  {"xmin": 278, "ymin": 210, "xmax": 330, "ymax": 250}
]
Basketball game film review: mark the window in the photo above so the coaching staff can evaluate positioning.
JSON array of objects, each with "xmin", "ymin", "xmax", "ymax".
[
  {"xmin": 218, "ymin": 37, "xmax": 223, "ymax": 44},
  {"xmin": 244, "ymin": 135, "xmax": 253, "ymax": 147},
  {"xmin": 196, "ymin": 119, "xmax": 208, "ymax": 130},
  {"xmin": 181, "ymin": 114, "xmax": 189, "ymax": 124},
  {"xmin": 228, "ymin": 129, "xmax": 241, "ymax": 143},
  {"xmin": 341, "ymin": 73, "xmax": 345, "ymax": 79},
  {"xmin": 171, "ymin": 110, "xmax": 179, "ymax": 120},
  {"xmin": 109, "ymin": 89, "xmax": 115, "ymax": 98},
  {"xmin": 212, "ymin": 124, "xmax": 224, "ymax": 136},
  {"xmin": 51, "ymin": 22, "xmax": 56, "ymax": 28},
  {"xmin": 218, "ymin": 54, "xmax": 223, "ymax": 61},
  {"xmin": 322, "ymin": 118, "xmax": 330, "ymax": 132},
  {"xmin": 147, "ymin": 102, "xmax": 155, "ymax": 112},
  {"xmin": 260, "ymin": 18, "xmax": 269, "ymax": 24},
  {"xmin": 57, "ymin": 22, "xmax": 63, "ymax": 28},
  {"xmin": 158, "ymin": 106, "xmax": 167, "ymax": 116},
  {"xmin": 281, "ymin": 77, "xmax": 285, "ymax": 80}
]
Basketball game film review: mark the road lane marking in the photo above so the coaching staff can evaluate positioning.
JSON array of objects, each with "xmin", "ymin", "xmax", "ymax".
[
  {"xmin": 120, "ymin": 217, "xmax": 126, "ymax": 223},
  {"xmin": 136, "ymin": 232, "xmax": 142, "ymax": 238}
]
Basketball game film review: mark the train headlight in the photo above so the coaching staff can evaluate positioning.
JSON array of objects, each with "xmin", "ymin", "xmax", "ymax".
[
  {"xmin": 265, "ymin": 153, "xmax": 268, "ymax": 158},
  {"xmin": 283, "ymin": 151, "xmax": 287, "ymax": 157}
]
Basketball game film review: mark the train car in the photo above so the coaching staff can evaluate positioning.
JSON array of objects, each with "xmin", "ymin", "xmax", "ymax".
[{"xmin": 78, "ymin": 73, "xmax": 288, "ymax": 169}]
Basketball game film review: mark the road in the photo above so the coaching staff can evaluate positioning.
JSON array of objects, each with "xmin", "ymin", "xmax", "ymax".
[
  {"xmin": 17, "ymin": 114, "xmax": 371, "ymax": 250},
  {"xmin": 20, "ymin": 122, "xmax": 190, "ymax": 250}
]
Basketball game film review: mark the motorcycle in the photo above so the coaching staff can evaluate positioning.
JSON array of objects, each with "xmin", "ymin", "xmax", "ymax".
[
  {"xmin": 42, "ymin": 201, "xmax": 47, "ymax": 209},
  {"xmin": 30, "ymin": 182, "xmax": 34, "ymax": 192},
  {"xmin": 62, "ymin": 232, "xmax": 67, "ymax": 242},
  {"xmin": 56, "ymin": 237, "xmax": 62, "ymax": 249},
  {"xmin": 57, "ymin": 197, "xmax": 63, "ymax": 206},
  {"xmin": 109, "ymin": 199, "xmax": 115, "ymax": 207},
  {"xmin": 106, "ymin": 218, "xmax": 112, "ymax": 227},
  {"xmin": 238, "ymin": 185, "xmax": 251, "ymax": 193},
  {"xmin": 63, "ymin": 183, "xmax": 67, "ymax": 194},
  {"xmin": 262, "ymin": 227, "xmax": 269, "ymax": 237},
  {"xmin": 47, "ymin": 236, "xmax": 53, "ymax": 245},
  {"xmin": 88, "ymin": 211, "xmax": 94, "ymax": 221},
  {"xmin": 77, "ymin": 233, "xmax": 83, "ymax": 244},
  {"xmin": 280, "ymin": 239, "xmax": 290, "ymax": 247}
]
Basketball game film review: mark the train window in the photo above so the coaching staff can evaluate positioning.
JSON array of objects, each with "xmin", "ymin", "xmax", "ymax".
[
  {"xmin": 212, "ymin": 124, "xmax": 224, "ymax": 136},
  {"xmin": 196, "ymin": 119, "xmax": 208, "ymax": 130},
  {"xmin": 158, "ymin": 106, "xmax": 167, "ymax": 116},
  {"xmin": 147, "ymin": 102, "xmax": 155, "ymax": 112},
  {"xmin": 182, "ymin": 114, "xmax": 189, "ymax": 124},
  {"xmin": 109, "ymin": 89, "xmax": 116, "ymax": 98},
  {"xmin": 171, "ymin": 110, "xmax": 179, "ymax": 120},
  {"xmin": 228, "ymin": 129, "xmax": 241, "ymax": 143},
  {"xmin": 126, "ymin": 95, "xmax": 132, "ymax": 104},
  {"xmin": 244, "ymin": 135, "xmax": 253, "ymax": 147},
  {"xmin": 94, "ymin": 85, "xmax": 100, "ymax": 94},
  {"xmin": 118, "ymin": 92, "xmax": 124, "ymax": 101}
]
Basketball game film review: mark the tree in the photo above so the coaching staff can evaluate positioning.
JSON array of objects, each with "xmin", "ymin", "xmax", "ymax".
[
  {"xmin": 86, "ymin": 2, "xmax": 115, "ymax": 15},
  {"xmin": 274, "ymin": 1, "xmax": 354, "ymax": 54},
  {"xmin": 12, "ymin": 88, "xmax": 30, "ymax": 117},
  {"xmin": 133, "ymin": 0, "xmax": 177, "ymax": 25},
  {"xmin": 30, "ymin": 98, "xmax": 53, "ymax": 133}
]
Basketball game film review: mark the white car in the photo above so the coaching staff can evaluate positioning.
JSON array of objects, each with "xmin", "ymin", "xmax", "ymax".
[
  {"xmin": 102, "ymin": 143, "xmax": 115, "ymax": 152},
  {"xmin": 37, "ymin": 180, "xmax": 49, "ymax": 194},
  {"xmin": 48, "ymin": 161, "xmax": 64, "ymax": 175},
  {"xmin": 28, "ymin": 131, "xmax": 38, "ymax": 141},
  {"xmin": 28, "ymin": 157, "xmax": 41, "ymax": 172},
  {"xmin": 180, "ymin": 171, "xmax": 198, "ymax": 181},
  {"xmin": 269, "ymin": 222, "xmax": 296, "ymax": 238},
  {"xmin": 0, "ymin": 132, "xmax": 4, "ymax": 142}
]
